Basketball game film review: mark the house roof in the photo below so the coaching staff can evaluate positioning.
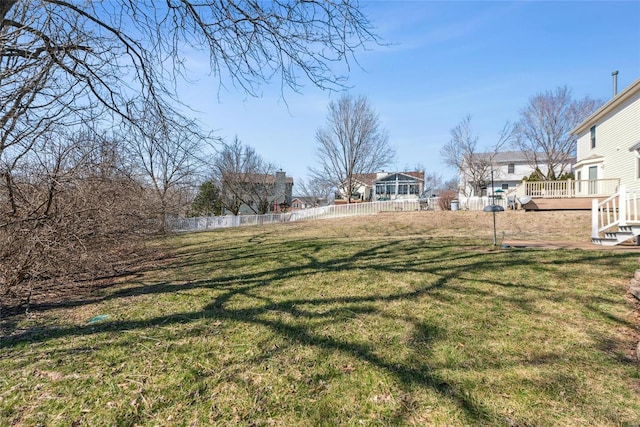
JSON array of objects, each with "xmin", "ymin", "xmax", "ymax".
[
  {"xmin": 222, "ymin": 172, "xmax": 293, "ymax": 184},
  {"xmin": 376, "ymin": 172, "xmax": 425, "ymax": 183},
  {"xmin": 629, "ymin": 141, "xmax": 640, "ymax": 152},
  {"xmin": 492, "ymin": 151, "xmax": 533, "ymax": 163},
  {"xmin": 571, "ymin": 76, "xmax": 640, "ymax": 135},
  {"xmin": 352, "ymin": 173, "xmax": 378, "ymax": 187},
  {"xmin": 476, "ymin": 151, "xmax": 553, "ymax": 164},
  {"xmin": 291, "ymin": 196, "xmax": 319, "ymax": 204},
  {"xmin": 350, "ymin": 171, "xmax": 425, "ymax": 187},
  {"xmin": 403, "ymin": 171, "xmax": 425, "ymax": 181},
  {"xmin": 573, "ymin": 153, "xmax": 604, "ymax": 168}
]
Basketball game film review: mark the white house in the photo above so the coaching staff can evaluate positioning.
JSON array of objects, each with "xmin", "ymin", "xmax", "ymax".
[
  {"xmin": 571, "ymin": 76, "xmax": 640, "ymax": 192},
  {"xmin": 337, "ymin": 171, "xmax": 425, "ymax": 202},
  {"xmin": 459, "ymin": 151, "xmax": 559, "ymax": 198},
  {"xmin": 373, "ymin": 172, "xmax": 424, "ymax": 200},
  {"xmin": 221, "ymin": 170, "xmax": 293, "ymax": 215},
  {"xmin": 571, "ymin": 76, "xmax": 640, "ymax": 245}
]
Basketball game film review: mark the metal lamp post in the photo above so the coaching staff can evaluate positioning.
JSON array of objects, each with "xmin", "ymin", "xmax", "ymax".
[{"xmin": 482, "ymin": 168, "xmax": 503, "ymax": 246}]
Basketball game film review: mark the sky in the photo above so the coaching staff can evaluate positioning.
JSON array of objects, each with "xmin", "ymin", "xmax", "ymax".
[{"xmin": 176, "ymin": 1, "xmax": 640, "ymax": 190}]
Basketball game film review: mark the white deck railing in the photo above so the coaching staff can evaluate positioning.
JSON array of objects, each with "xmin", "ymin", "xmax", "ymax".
[
  {"xmin": 591, "ymin": 185, "xmax": 640, "ymax": 238},
  {"xmin": 526, "ymin": 179, "xmax": 619, "ymax": 199}
]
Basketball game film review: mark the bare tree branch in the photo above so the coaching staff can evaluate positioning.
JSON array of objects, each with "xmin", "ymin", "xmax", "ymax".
[
  {"xmin": 440, "ymin": 115, "xmax": 512, "ymax": 197},
  {"xmin": 512, "ymin": 86, "xmax": 602, "ymax": 180},
  {"xmin": 310, "ymin": 94, "xmax": 395, "ymax": 203},
  {"xmin": 213, "ymin": 137, "xmax": 279, "ymax": 215},
  {"xmin": 0, "ymin": 0, "xmax": 378, "ymax": 313}
]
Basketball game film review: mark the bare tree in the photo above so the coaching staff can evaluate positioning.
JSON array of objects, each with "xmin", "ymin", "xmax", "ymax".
[
  {"xmin": 422, "ymin": 172, "xmax": 443, "ymax": 197},
  {"xmin": 296, "ymin": 176, "xmax": 335, "ymax": 202},
  {"xmin": 124, "ymin": 114, "xmax": 211, "ymax": 232},
  {"xmin": 440, "ymin": 115, "xmax": 512, "ymax": 198},
  {"xmin": 1, "ymin": 1, "xmax": 377, "ymax": 145},
  {"xmin": 442, "ymin": 177, "xmax": 459, "ymax": 192},
  {"xmin": 440, "ymin": 115, "xmax": 488, "ymax": 198},
  {"xmin": 1, "ymin": 0, "xmax": 378, "ymax": 216},
  {"xmin": 310, "ymin": 94, "xmax": 395, "ymax": 203},
  {"xmin": 213, "ymin": 137, "xmax": 278, "ymax": 215},
  {"xmin": 512, "ymin": 86, "xmax": 602, "ymax": 180},
  {"xmin": 1, "ymin": 1, "xmax": 378, "ymax": 315}
]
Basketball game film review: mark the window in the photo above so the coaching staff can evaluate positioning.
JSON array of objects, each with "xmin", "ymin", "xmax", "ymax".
[
  {"xmin": 398, "ymin": 184, "xmax": 408, "ymax": 195},
  {"xmin": 507, "ymin": 163, "xmax": 514, "ymax": 174},
  {"xmin": 501, "ymin": 184, "xmax": 509, "ymax": 190},
  {"xmin": 590, "ymin": 125, "xmax": 596, "ymax": 149},
  {"xmin": 386, "ymin": 183, "xmax": 395, "ymax": 194},
  {"xmin": 577, "ymin": 171, "xmax": 582, "ymax": 192}
]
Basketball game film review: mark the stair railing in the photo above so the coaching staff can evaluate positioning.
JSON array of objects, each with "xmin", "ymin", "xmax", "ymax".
[
  {"xmin": 626, "ymin": 190, "xmax": 640, "ymax": 223},
  {"xmin": 592, "ymin": 185, "xmax": 626, "ymax": 239}
]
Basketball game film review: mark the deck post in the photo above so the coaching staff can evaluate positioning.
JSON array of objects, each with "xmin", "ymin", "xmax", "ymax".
[
  {"xmin": 591, "ymin": 198, "xmax": 599, "ymax": 239},
  {"xmin": 619, "ymin": 185, "xmax": 627, "ymax": 226}
]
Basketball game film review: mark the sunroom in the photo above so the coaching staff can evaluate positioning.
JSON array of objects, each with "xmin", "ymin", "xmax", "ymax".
[{"xmin": 374, "ymin": 173, "xmax": 423, "ymax": 200}]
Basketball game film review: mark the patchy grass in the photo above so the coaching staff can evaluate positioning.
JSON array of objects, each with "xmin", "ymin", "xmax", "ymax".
[{"xmin": 1, "ymin": 212, "xmax": 640, "ymax": 426}]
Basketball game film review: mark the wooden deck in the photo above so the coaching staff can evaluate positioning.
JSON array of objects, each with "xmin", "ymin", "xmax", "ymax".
[{"xmin": 521, "ymin": 197, "xmax": 607, "ymax": 211}]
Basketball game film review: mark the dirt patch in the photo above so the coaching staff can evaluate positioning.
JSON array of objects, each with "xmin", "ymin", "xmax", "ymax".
[{"xmin": 0, "ymin": 242, "xmax": 174, "ymax": 322}]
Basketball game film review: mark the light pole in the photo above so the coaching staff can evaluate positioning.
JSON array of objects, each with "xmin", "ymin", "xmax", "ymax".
[{"xmin": 483, "ymin": 168, "xmax": 503, "ymax": 246}]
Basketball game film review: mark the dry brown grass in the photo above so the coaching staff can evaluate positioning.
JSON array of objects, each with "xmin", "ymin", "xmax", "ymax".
[{"xmin": 277, "ymin": 210, "xmax": 595, "ymax": 243}]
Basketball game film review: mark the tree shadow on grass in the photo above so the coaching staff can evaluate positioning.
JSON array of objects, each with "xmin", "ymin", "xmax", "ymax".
[
  {"xmin": 2, "ymin": 237, "xmax": 638, "ymax": 424},
  {"xmin": 2, "ymin": 276, "xmax": 496, "ymax": 423}
]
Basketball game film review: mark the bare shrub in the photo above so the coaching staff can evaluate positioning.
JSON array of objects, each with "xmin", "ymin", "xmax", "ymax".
[
  {"xmin": 0, "ymin": 132, "xmax": 160, "ymax": 316},
  {"xmin": 438, "ymin": 190, "xmax": 457, "ymax": 211}
]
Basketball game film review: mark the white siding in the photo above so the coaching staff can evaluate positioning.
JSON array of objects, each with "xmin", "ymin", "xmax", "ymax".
[
  {"xmin": 575, "ymin": 90, "xmax": 640, "ymax": 191},
  {"xmin": 459, "ymin": 159, "xmax": 551, "ymax": 198}
]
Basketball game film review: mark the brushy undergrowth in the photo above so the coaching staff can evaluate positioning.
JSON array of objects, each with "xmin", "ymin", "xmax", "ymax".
[{"xmin": 1, "ymin": 213, "xmax": 639, "ymax": 426}]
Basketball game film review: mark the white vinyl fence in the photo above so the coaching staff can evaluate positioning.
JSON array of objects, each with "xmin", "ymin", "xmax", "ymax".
[
  {"xmin": 168, "ymin": 199, "xmax": 428, "ymax": 233},
  {"xmin": 458, "ymin": 196, "xmax": 509, "ymax": 211}
]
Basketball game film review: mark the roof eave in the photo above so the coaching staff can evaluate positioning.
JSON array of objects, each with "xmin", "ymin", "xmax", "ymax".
[{"xmin": 571, "ymin": 77, "xmax": 640, "ymax": 135}]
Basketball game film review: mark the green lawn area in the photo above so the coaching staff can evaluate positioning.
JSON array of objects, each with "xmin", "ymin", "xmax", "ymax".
[{"xmin": 2, "ymin": 214, "xmax": 640, "ymax": 426}]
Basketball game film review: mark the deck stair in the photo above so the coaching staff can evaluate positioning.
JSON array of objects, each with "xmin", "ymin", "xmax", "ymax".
[
  {"xmin": 592, "ymin": 225, "xmax": 640, "ymax": 246},
  {"xmin": 591, "ymin": 185, "xmax": 640, "ymax": 246}
]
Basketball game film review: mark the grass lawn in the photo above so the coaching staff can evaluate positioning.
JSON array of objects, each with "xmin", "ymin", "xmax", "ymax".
[{"xmin": 1, "ymin": 212, "xmax": 640, "ymax": 426}]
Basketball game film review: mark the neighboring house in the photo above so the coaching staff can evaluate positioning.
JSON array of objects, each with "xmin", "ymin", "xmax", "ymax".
[
  {"xmin": 222, "ymin": 170, "xmax": 293, "ymax": 215},
  {"xmin": 572, "ymin": 76, "xmax": 640, "ymax": 192},
  {"xmin": 337, "ymin": 171, "xmax": 425, "ymax": 202},
  {"xmin": 336, "ymin": 173, "xmax": 377, "ymax": 202},
  {"xmin": 459, "ymin": 151, "xmax": 562, "ymax": 199},
  {"xmin": 290, "ymin": 196, "xmax": 324, "ymax": 210}
]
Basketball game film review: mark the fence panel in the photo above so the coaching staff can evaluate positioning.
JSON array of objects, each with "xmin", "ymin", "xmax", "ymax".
[
  {"xmin": 167, "ymin": 200, "xmax": 427, "ymax": 233},
  {"xmin": 458, "ymin": 196, "xmax": 508, "ymax": 211}
]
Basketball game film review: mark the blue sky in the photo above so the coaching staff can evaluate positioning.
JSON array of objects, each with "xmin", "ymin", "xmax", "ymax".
[{"xmin": 178, "ymin": 1, "xmax": 640, "ymax": 189}]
